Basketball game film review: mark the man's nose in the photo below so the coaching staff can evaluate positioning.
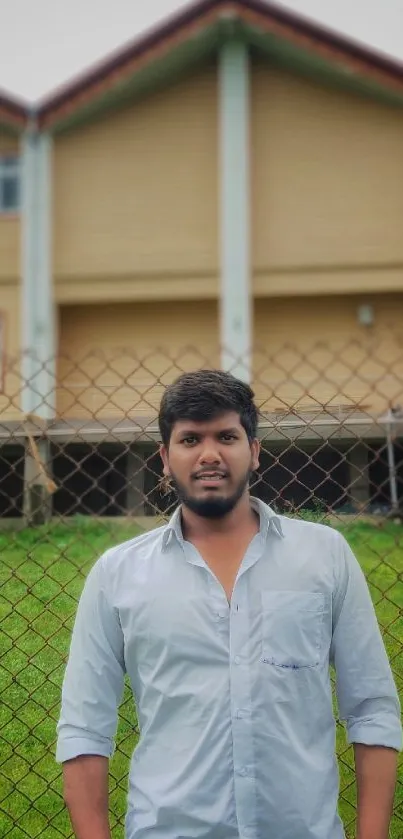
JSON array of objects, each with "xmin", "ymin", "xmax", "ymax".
[{"xmin": 199, "ymin": 441, "xmax": 222, "ymax": 464}]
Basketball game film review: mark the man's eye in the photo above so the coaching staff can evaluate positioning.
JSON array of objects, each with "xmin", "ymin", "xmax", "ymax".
[
  {"xmin": 182, "ymin": 437, "xmax": 198, "ymax": 446},
  {"xmin": 221, "ymin": 434, "xmax": 236, "ymax": 442}
]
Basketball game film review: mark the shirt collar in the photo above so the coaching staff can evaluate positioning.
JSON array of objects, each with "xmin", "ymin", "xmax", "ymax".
[
  {"xmin": 252, "ymin": 497, "xmax": 284, "ymax": 539},
  {"xmin": 162, "ymin": 505, "xmax": 184, "ymax": 550},
  {"xmin": 161, "ymin": 497, "xmax": 284, "ymax": 550}
]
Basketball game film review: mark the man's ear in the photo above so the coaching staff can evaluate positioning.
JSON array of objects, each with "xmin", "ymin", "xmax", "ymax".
[
  {"xmin": 251, "ymin": 438, "xmax": 260, "ymax": 472},
  {"xmin": 159, "ymin": 444, "xmax": 170, "ymax": 476}
]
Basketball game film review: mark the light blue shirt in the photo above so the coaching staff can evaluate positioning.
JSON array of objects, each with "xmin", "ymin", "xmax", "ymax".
[{"xmin": 56, "ymin": 499, "xmax": 402, "ymax": 839}]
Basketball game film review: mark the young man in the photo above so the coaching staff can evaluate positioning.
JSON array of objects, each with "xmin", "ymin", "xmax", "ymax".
[{"xmin": 57, "ymin": 369, "xmax": 402, "ymax": 839}]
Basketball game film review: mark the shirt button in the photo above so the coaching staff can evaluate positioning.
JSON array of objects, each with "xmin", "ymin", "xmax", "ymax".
[
  {"xmin": 236, "ymin": 709, "xmax": 249, "ymax": 719},
  {"xmin": 239, "ymin": 767, "xmax": 248, "ymax": 776},
  {"xmin": 234, "ymin": 655, "xmax": 241, "ymax": 665}
]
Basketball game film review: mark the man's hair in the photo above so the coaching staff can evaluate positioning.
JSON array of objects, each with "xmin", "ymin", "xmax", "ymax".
[{"xmin": 158, "ymin": 369, "xmax": 258, "ymax": 447}]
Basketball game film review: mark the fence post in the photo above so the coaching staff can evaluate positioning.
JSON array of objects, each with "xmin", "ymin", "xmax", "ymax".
[
  {"xmin": 23, "ymin": 438, "xmax": 53, "ymax": 526},
  {"xmin": 348, "ymin": 444, "xmax": 370, "ymax": 511}
]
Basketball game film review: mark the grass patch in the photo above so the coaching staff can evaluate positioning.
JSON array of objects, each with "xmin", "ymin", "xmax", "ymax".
[{"xmin": 0, "ymin": 516, "xmax": 402, "ymax": 838}]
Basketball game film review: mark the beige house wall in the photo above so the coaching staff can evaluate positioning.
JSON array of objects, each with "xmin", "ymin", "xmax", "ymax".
[
  {"xmin": 53, "ymin": 65, "xmax": 219, "ymax": 304},
  {"xmin": 0, "ymin": 130, "xmax": 20, "ymax": 281},
  {"xmin": 52, "ymin": 61, "xmax": 403, "ymax": 304},
  {"xmin": 57, "ymin": 300, "xmax": 219, "ymax": 418},
  {"xmin": 0, "ymin": 285, "xmax": 22, "ymax": 422},
  {"xmin": 252, "ymin": 64, "xmax": 403, "ymax": 297},
  {"xmin": 0, "ymin": 220, "xmax": 19, "ymax": 281},
  {"xmin": 57, "ymin": 294, "xmax": 403, "ymax": 423},
  {"xmin": 254, "ymin": 294, "xmax": 403, "ymax": 416}
]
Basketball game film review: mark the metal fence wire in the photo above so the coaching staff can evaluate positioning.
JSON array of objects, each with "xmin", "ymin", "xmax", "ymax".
[{"xmin": 0, "ymin": 340, "xmax": 402, "ymax": 839}]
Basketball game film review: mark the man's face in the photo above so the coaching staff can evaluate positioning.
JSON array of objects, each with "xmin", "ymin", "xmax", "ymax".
[{"xmin": 160, "ymin": 411, "xmax": 260, "ymax": 519}]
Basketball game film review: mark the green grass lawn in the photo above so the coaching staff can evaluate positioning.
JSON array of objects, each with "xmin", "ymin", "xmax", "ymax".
[{"xmin": 0, "ymin": 516, "xmax": 402, "ymax": 838}]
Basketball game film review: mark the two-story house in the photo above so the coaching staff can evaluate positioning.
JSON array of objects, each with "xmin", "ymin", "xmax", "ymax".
[{"xmin": 1, "ymin": 0, "xmax": 402, "ymax": 521}]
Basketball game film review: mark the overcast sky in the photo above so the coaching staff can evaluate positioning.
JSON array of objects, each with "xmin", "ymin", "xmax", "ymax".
[{"xmin": 1, "ymin": 0, "xmax": 403, "ymax": 103}]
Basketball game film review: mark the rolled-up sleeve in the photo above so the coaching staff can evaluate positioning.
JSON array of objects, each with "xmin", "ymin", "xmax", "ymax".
[
  {"xmin": 56, "ymin": 552, "xmax": 125, "ymax": 763},
  {"xmin": 330, "ymin": 533, "xmax": 402, "ymax": 751}
]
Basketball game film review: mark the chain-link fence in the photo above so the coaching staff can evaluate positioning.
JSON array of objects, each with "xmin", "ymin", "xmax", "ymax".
[{"xmin": 0, "ymin": 340, "xmax": 402, "ymax": 838}]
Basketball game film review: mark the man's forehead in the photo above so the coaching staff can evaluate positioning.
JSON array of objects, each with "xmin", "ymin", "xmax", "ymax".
[{"xmin": 172, "ymin": 412, "xmax": 242, "ymax": 433}]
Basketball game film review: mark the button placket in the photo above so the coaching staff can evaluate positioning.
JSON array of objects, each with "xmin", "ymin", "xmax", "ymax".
[
  {"xmin": 229, "ymin": 576, "xmax": 257, "ymax": 839},
  {"xmin": 206, "ymin": 572, "xmax": 230, "ymax": 632}
]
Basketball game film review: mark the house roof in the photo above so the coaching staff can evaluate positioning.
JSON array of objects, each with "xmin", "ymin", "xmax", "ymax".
[
  {"xmin": 2, "ymin": 0, "xmax": 403, "ymax": 133},
  {"xmin": 0, "ymin": 90, "xmax": 28, "ymax": 131}
]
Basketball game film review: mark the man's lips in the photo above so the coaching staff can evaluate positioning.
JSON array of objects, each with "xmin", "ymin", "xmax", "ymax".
[{"xmin": 192, "ymin": 471, "xmax": 228, "ymax": 483}]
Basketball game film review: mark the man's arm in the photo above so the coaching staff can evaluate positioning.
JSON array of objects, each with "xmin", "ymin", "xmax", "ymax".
[
  {"xmin": 63, "ymin": 756, "xmax": 110, "ymax": 839},
  {"xmin": 354, "ymin": 744, "xmax": 398, "ymax": 839},
  {"xmin": 330, "ymin": 533, "xmax": 402, "ymax": 839},
  {"xmin": 56, "ymin": 552, "xmax": 125, "ymax": 839}
]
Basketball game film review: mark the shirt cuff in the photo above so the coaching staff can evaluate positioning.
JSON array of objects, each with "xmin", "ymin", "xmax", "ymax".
[
  {"xmin": 347, "ymin": 716, "xmax": 403, "ymax": 751},
  {"xmin": 56, "ymin": 735, "xmax": 115, "ymax": 763}
]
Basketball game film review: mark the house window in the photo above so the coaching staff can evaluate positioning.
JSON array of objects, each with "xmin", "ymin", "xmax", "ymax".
[{"xmin": 0, "ymin": 156, "xmax": 20, "ymax": 213}]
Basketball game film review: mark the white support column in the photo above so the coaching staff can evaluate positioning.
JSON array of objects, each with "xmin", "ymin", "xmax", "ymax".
[
  {"xmin": 219, "ymin": 39, "xmax": 251, "ymax": 382},
  {"xmin": 21, "ymin": 126, "xmax": 55, "ymax": 524},
  {"xmin": 21, "ymin": 127, "xmax": 37, "ymax": 411},
  {"xmin": 21, "ymin": 127, "xmax": 55, "ymax": 419}
]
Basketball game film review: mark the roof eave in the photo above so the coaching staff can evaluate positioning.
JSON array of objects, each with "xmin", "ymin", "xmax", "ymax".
[
  {"xmin": 0, "ymin": 93, "xmax": 28, "ymax": 132},
  {"xmin": 241, "ymin": 1, "xmax": 403, "ymax": 100},
  {"xmin": 38, "ymin": 2, "xmax": 225, "ymax": 131},
  {"xmin": 40, "ymin": 14, "xmax": 224, "ymax": 133},
  {"xmin": 37, "ymin": 0, "xmax": 403, "ymax": 133}
]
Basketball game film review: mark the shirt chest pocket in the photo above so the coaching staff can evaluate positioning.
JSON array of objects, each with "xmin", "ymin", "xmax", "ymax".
[{"xmin": 261, "ymin": 590, "xmax": 326, "ymax": 669}]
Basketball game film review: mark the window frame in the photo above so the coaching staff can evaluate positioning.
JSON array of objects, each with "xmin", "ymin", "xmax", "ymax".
[{"xmin": 0, "ymin": 155, "xmax": 20, "ymax": 215}]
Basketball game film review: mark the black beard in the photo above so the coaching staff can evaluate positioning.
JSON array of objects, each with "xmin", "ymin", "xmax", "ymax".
[{"xmin": 169, "ymin": 469, "xmax": 252, "ymax": 519}]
